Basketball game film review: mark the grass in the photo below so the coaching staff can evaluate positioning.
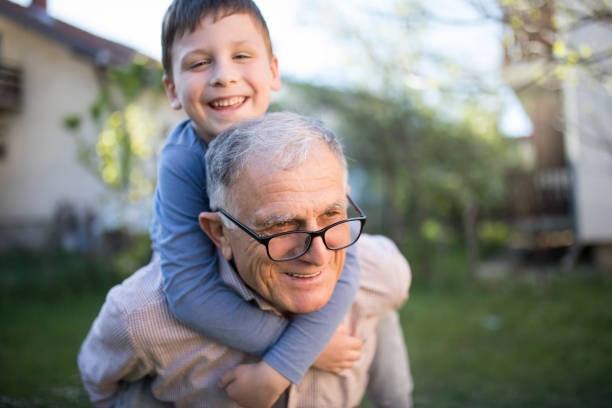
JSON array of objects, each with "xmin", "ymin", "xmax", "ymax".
[
  {"xmin": 402, "ymin": 277, "xmax": 612, "ymax": 407},
  {"xmin": 1, "ymin": 251, "xmax": 611, "ymax": 407}
]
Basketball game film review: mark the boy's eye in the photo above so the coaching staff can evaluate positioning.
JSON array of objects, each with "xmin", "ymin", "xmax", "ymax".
[
  {"xmin": 188, "ymin": 60, "xmax": 210, "ymax": 69},
  {"xmin": 234, "ymin": 53, "xmax": 251, "ymax": 60}
]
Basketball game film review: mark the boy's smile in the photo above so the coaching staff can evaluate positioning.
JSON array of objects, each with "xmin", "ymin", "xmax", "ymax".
[{"xmin": 163, "ymin": 13, "xmax": 282, "ymax": 143}]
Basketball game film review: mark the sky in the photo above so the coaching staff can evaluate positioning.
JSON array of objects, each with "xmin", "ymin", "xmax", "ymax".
[{"xmin": 12, "ymin": 0, "xmax": 531, "ymax": 136}]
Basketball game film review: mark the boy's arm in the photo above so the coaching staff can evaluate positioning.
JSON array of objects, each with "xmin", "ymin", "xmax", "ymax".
[
  {"xmin": 220, "ymin": 322, "xmax": 362, "ymax": 408},
  {"xmin": 262, "ymin": 243, "xmax": 361, "ymax": 383},
  {"xmin": 217, "ymin": 246, "xmax": 361, "ymax": 407},
  {"xmin": 157, "ymin": 143, "xmax": 289, "ymax": 354},
  {"xmin": 157, "ymin": 137, "xmax": 360, "ymax": 381}
]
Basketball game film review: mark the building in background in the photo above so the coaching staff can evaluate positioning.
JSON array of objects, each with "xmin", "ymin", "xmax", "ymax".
[
  {"xmin": 0, "ymin": 0, "xmax": 183, "ymax": 251},
  {"xmin": 502, "ymin": 0, "xmax": 612, "ymax": 268}
]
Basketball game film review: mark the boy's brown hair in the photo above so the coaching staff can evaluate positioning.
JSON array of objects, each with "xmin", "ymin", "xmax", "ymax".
[{"xmin": 162, "ymin": 0, "xmax": 273, "ymax": 81}]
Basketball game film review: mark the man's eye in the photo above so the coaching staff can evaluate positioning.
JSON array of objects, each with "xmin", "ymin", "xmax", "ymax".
[
  {"xmin": 325, "ymin": 211, "xmax": 344, "ymax": 220},
  {"xmin": 264, "ymin": 222, "xmax": 295, "ymax": 235}
]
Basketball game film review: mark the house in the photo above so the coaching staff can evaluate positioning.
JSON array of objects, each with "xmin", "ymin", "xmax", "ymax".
[
  {"xmin": 502, "ymin": 0, "xmax": 612, "ymax": 268},
  {"xmin": 0, "ymin": 0, "xmax": 183, "ymax": 251}
]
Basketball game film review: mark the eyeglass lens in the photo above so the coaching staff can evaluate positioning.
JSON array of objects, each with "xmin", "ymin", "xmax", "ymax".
[{"xmin": 267, "ymin": 219, "xmax": 361, "ymax": 261}]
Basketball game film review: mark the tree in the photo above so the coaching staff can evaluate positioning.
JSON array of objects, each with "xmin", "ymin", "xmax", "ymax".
[{"xmin": 64, "ymin": 57, "xmax": 167, "ymax": 204}]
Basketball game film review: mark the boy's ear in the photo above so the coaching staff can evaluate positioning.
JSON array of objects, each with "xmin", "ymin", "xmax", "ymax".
[
  {"xmin": 269, "ymin": 55, "xmax": 282, "ymax": 91},
  {"xmin": 199, "ymin": 212, "xmax": 233, "ymax": 260},
  {"xmin": 163, "ymin": 74, "xmax": 183, "ymax": 110}
]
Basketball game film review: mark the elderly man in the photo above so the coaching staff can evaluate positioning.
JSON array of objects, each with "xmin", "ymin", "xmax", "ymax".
[{"xmin": 78, "ymin": 112, "xmax": 412, "ymax": 407}]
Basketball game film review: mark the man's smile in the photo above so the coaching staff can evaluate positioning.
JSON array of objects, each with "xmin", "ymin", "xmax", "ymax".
[{"xmin": 283, "ymin": 270, "xmax": 322, "ymax": 279}]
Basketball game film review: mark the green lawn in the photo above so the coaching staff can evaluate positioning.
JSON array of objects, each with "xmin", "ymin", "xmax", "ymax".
[{"xmin": 1, "ymin": 252, "xmax": 611, "ymax": 407}]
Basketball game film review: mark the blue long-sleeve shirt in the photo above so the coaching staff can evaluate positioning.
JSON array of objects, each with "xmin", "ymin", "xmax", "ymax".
[{"xmin": 150, "ymin": 119, "xmax": 360, "ymax": 384}]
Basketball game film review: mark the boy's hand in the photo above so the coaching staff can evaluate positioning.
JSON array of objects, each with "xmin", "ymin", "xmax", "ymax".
[
  {"xmin": 314, "ymin": 324, "xmax": 363, "ymax": 374},
  {"xmin": 219, "ymin": 360, "xmax": 290, "ymax": 408}
]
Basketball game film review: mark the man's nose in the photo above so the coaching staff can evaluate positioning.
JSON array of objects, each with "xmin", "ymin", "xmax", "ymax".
[
  {"xmin": 209, "ymin": 60, "xmax": 239, "ymax": 87},
  {"xmin": 301, "ymin": 235, "xmax": 328, "ymax": 266}
]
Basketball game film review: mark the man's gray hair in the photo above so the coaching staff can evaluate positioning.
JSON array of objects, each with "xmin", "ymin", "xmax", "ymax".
[{"xmin": 206, "ymin": 112, "xmax": 347, "ymax": 212}]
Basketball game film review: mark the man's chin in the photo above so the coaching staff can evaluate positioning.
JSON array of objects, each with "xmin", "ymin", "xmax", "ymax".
[{"xmin": 284, "ymin": 295, "xmax": 331, "ymax": 314}]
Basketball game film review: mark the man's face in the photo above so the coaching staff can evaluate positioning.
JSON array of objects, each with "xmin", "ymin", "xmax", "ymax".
[
  {"xmin": 225, "ymin": 144, "xmax": 348, "ymax": 314},
  {"xmin": 163, "ymin": 13, "xmax": 281, "ymax": 143}
]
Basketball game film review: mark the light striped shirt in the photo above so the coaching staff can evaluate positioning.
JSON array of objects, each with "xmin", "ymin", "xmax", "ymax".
[{"xmin": 78, "ymin": 234, "xmax": 411, "ymax": 407}]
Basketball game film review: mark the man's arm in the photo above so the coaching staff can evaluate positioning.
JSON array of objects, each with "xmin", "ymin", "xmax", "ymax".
[{"xmin": 78, "ymin": 284, "xmax": 151, "ymax": 407}]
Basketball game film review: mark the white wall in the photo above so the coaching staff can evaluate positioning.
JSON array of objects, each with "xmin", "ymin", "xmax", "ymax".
[
  {"xmin": 0, "ymin": 16, "xmax": 106, "ymax": 222},
  {"xmin": 564, "ymin": 20, "xmax": 612, "ymax": 243},
  {"xmin": 0, "ymin": 15, "xmax": 185, "ymax": 249}
]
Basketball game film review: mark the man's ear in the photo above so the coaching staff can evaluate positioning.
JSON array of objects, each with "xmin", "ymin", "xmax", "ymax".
[
  {"xmin": 163, "ymin": 74, "xmax": 182, "ymax": 110},
  {"xmin": 199, "ymin": 212, "xmax": 233, "ymax": 260}
]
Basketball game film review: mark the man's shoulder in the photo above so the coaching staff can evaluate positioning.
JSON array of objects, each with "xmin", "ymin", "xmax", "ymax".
[
  {"xmin": 106, "ymin": 259, "xmax": 166, "ymax": 314},
  {"xmin": 356, "ymin": 234, "xmax": 411, "ymax": 309},
  {"xmin": 357, "ymin": 234, "xmax": 410, "ymax": 272},
  {"xmin": 102, "ymin": 259, "xmax": 199, "ymax": 347},
  {"xmin": 103, "ymin": 259, "xmax": 179, "ymax": 338}
]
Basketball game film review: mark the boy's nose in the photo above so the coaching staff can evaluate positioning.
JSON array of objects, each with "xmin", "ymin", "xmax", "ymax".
[{"xmin": 209, "ymin": 61, "xmax": 239, "ymax": 87}]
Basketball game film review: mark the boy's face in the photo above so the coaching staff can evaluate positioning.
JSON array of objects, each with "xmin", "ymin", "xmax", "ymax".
[{"xmin": 163, "ymin": 13, "xmax": 282, "ymax": 142}]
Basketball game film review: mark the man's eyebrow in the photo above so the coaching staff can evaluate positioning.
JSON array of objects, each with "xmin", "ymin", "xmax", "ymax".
[
  {"xmin": 325, "ymin": 201, "xmax": 347, "ymax": 212},
  {"xmin": 253, "ymin": 199, "xmax": 348, "ymax": 229},
  {"xmin": 254, "ymin": 214, "xmax": 297, "ymax": 229}
]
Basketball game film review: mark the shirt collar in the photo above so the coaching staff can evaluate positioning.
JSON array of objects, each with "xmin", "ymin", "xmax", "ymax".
[{"xmin": 217, "ymin": 250, "xmax": 281, "ymax": 315}]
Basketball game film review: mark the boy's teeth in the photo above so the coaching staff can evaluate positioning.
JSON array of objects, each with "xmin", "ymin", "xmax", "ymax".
[
  {"xmin": 210, "ymin": 96, "xmax": 246, "ymax": 108},
  {"xmin": 286, "ymin": 271, "xmax": 321, "ymax": 279}
]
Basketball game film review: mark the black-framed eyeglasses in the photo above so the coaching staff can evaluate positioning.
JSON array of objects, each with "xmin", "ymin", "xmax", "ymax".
[{"xmin": 215, "ymin": 195, "xmax": 366, "ymax": 262}]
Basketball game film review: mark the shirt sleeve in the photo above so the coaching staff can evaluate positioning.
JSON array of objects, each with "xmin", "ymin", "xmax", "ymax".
[
  {"xmin": 155, "ymin": 144, "xmax": 289, "ymax": 355},
  {"xmin": 77, "ymin": 286, "xmax": 150, "ymax": 408},
  {"xmin": 356, "ymin": 234, "xmax": 412, "ymax": 312},
  {"xmin": 263, "ymin": 243, "xmax": 361, "ymax": 384}
]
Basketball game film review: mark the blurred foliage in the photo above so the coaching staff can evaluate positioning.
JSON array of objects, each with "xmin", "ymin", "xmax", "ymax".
[
  {"xmin": 276, "ymin": 81, "xmax": 518, "ymax": 277},
  {"xmin": 359, "ymin": 0, "xmax": 612, "ymax": 92},
  {"xmin": 495, "ymin": 0, "xmax": 612, "ymax": 90},
  {"xmin": 64, "ymin": 56, "xmax": 166, "ymax": 203},
  {"xmin": 0, "ymin": 234, "xmax": 151, "ymax": 303}
]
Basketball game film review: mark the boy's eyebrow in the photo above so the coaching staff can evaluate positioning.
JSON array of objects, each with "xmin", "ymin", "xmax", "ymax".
[
  {"xmin": 179, "ymin": 39, "xmax": 259, "ymax": 64},
  {"xmin": 231, "ymin": 39, "xmax": 257, "ymax": 47}
]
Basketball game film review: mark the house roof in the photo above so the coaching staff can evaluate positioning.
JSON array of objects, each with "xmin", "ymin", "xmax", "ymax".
[{"xmin": 0, "ymin": 0, "xmax": 137, "ymax": 66}]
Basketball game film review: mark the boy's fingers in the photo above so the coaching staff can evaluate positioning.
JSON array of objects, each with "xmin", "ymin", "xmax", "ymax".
[
  {"xmin": 347, "ymin": 349, "xmax": 362, "ymax": 361},
  {"xmin": 219, "ymin": 369, "xmax": 236, "ymax": 389},
  {"xmin": 347, "ymin": 336, "xmax": 363, "ymax": 350}
]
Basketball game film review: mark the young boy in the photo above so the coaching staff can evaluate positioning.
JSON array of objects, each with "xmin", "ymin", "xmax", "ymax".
[{"xmin": 153, "ymin": 0, "xmax": 362, "ymax": 406}]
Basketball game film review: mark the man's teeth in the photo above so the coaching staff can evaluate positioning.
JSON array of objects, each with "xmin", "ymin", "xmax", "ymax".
[
  {"xmin": 210, "ymin": 96, "xmax": 246, "ymax": 108},
  {"xmin": 286, "ymin": 271, "xmax": 321, "ymax": 278}
]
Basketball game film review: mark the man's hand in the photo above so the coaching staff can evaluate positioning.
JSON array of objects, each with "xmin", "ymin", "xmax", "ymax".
[
  {"xmin": 313, "ymin": 324, "xmax": 363, "ymax": 374},
  {"xmin": 219, "ymin": 360, "xmax": 290, "ymax": 408}
]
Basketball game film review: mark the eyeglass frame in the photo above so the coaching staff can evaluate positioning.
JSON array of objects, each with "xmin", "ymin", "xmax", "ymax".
[{"xmin": 214, "ymin": 194, "xmax": 367, "ymax": 262}]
